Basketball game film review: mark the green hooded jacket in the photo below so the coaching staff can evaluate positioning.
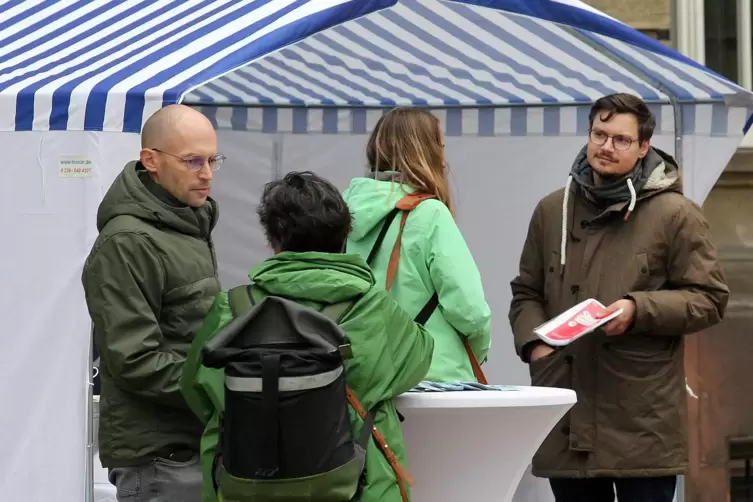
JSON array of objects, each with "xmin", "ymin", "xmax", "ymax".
[
  {"xmin": 82, "ymin": 161, "xmax": 221, "ymax": 467},
  {"xmin": 343, "ymin": 177, "xmax": 491, "ymax": 382},
  {"xmin": 181, "ymin": 251, "xmax": 434, "ymax": 502}
]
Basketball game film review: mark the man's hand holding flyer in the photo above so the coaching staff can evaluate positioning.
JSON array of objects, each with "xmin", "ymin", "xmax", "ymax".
[{"xmin": 533, "ymin": 299, "xmax": 624, "ymax": 346}]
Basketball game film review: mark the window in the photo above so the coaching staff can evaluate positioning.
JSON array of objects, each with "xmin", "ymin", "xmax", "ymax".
[
  {"xmin": 729, "ymin": 437, "xmax": 753, "ymax": 502},
  {"xmin": 704, "ymin": 0, "xmax": 739, "ymax": 82}
]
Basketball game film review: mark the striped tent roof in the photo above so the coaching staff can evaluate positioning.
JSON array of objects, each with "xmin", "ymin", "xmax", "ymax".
[{"xmin": 1, "ymin": 0, "xmax": 751, "ymax": 135}]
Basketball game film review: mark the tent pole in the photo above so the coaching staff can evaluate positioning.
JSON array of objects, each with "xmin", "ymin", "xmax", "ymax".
[
  {"xmin": 273, "ymin": 132, "xmax": 284, "ymax": 179},
  {"xmin": 672, "ymin": 102, "xmax": 684, "ymax": 173},
  {"xmin": 85, "ymin": 325, "xmax": 94, "ymax": 502}
]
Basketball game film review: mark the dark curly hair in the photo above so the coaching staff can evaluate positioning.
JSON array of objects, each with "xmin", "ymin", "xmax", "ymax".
[
  {"xmin": 589, "ymin": 93, "xmax": 656, "ymax": 143},
  {"xmin": 257, "ymin": 171, "xmax": 352, "ymax": 253}
]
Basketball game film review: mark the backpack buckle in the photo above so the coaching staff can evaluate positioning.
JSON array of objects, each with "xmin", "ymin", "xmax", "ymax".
[{"xmin": 339, "ymin": 344, "xmax": 353, "ymax": 359}]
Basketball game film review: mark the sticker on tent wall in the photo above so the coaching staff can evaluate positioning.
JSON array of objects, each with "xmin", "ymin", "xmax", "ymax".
[{"xmin": 59, "ymin": 156, "xmax": 93, "ymax": 178}]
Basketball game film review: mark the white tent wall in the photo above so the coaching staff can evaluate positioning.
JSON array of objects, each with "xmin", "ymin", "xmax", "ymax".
[{"xmin": 0, "ymin": 130, "xmax": 140, "ymax": 501}]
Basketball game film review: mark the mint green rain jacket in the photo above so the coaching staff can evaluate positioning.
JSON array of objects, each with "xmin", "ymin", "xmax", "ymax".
[{"xmin": 343, "ymin": 177, "xmax": 492, "ymax": 383}]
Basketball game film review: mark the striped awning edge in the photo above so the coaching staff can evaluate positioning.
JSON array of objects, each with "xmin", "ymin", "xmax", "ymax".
[{"xmin": 194, "ymin": 104, "xmax": 753, "ymax": 137}]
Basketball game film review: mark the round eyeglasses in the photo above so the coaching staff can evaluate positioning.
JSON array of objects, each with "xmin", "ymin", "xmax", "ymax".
[
  {"xmin": 152, "ymin": 148, "xmax": 225, "ymax": 172},
  {"xmin": 588, "ymin": 129, "xmax": 635, "ymax": 152}
]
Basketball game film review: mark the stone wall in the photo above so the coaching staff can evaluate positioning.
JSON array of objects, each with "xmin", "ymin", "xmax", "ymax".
[{"xmin": 585, "ymin": 0, "xmax": 671, "ymax": 31}]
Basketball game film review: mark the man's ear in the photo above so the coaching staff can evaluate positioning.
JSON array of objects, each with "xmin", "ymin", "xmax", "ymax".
[
  {"xmin": 140, "ymin": 148, "xmax": 158, "ymax": 173},
  {"xmin": 638, "ymin": 139, "xmax": 650, "ymax": 159}
]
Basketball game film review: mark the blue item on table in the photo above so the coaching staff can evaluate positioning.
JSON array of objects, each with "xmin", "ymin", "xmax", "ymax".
[{"xmin": 409, "ymin": 381, "xmax": 521, "ymax": 392}]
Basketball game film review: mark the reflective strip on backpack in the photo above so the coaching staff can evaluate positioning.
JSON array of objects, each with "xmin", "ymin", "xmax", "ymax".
[{"xmin": 225, "ymin": 366, "xmax": 343, "ymax": 393}]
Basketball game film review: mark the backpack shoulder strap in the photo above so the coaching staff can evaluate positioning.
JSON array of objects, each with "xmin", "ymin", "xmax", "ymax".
[
  {"xmin": 415, "ymin": 292, "xmax": 439, "ymax": 326},
  {"xmin": 366, "ymin": 208, "xmax": 401, "ymax": 267},
  {"xmin": 385, "ymin": 193, "xmax": 437, "ymax": 291},
  {"xmin": 227, "ymin": 284, "xmax": 262, "ymax": 317},
  {"xmin": 319, "ymin": 298, "xmax": 360, "ymax": 360},
  {"xmin": 319, "ymin": 299, "xmax": 357, "ymax": 325},
  {"xmin": 366, "ymin": 193, "xmax": 438, "ymax": 270}
]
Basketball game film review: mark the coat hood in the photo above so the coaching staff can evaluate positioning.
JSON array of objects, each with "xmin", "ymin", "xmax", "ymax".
[
  {"xmin": 250, "ymin": 251, "xmax": 375, "ymax": 303},
  {"xmin": 342, "ymin": 176, "xmax": 416, "ymax": 242},
  {"xmin": 97, "ymin": 161, "xmax": 218, "ymax": 237}
]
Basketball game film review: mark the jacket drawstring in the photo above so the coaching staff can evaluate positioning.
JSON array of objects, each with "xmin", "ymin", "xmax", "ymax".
[
  {"xmin": 624, "ymin": 178, "xmax": 636, "ymax": 221},
  {"xmin": 560, "ymin": 176, "xmax": 573, "ymax": 276}
]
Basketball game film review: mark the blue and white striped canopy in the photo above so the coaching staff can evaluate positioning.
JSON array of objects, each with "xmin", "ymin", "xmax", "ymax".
[{"xmin": 1, "ymin": 0, "xmax": 752, "ymax": 136}]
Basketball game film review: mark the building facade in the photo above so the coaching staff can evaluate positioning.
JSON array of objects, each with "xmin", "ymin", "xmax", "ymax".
[{"xmin": 583, "ymin": 1, "xmax": 753, "ymax": 502}]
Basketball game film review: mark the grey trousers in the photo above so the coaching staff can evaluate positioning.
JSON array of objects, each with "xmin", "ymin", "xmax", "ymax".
[{"xmin": 108, "ymin": 454, "xmax": 203, "ymax": 502}]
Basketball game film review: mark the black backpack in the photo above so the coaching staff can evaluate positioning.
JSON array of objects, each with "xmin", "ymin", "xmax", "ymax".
[{"xmin": 201, "ymin": 284, "xmax": 412, "ymax": 501}]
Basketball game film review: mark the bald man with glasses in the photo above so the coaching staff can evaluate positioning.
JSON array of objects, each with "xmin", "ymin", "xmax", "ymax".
[{"xmin": 82, "ymin": 104, "xmax": 224, "ymax": 502}]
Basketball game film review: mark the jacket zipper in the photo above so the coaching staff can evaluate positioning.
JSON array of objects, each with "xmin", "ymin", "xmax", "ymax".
[{"xmin": 207, "ymin": 237, "xmax": 218, "ymax": 275}]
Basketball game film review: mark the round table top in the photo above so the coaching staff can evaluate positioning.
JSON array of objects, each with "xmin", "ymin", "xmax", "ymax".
[{"xmin": 394, "ymin": 386, "xmax": 577, "ymax": 409}]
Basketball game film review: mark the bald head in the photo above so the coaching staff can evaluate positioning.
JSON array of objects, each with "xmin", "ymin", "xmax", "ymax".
[
  {"xmin": 141, "ymin": 104, "xmax": 213, "ymax": 150},
  {"xmin": 139, "ymin": 104, "xmax": 218, "ymax": 207}
]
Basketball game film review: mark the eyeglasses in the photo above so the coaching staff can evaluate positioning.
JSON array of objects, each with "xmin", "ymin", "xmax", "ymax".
[
  {"xmin": 588, "ymin": 129, "xmax": 635, "ymax": 152},
  {"xmin": 152, "ymin": 148, "xmax": 225, "ymax": 172}
]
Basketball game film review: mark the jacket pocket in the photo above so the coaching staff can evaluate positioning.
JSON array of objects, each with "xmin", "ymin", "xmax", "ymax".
[
  {"xmin": 529, "ymin": 348, "xmax": 571, "ymax": 389},
  {"xmin": 154, "ymin": 452, "xmax": 200, "ymax": 468},
  {"xmin": 605, "ymin": 336, "xmax": 677, "ymax": 364},
  {"xmin": 598, "ymin": 338, "xmax": 683, "ymax": 439},
  {"xmin": 628, "ymin": 252, "xmax": 665, "ymax": 293}
]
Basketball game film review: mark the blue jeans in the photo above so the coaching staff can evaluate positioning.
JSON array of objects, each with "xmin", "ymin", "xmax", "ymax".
[{"xmin": 108, "ymin": 454, "xmax": 203, "ymax": 502}]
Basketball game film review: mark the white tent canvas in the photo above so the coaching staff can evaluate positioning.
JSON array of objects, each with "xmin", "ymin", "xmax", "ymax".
[{"xmin": 0, "ymin": 1, "xmax": 751, "ymax": 502}]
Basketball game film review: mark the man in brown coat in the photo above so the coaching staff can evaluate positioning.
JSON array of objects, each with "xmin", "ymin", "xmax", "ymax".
[{"xmin": 509, "ymin": 93, "xmax": 729, "ymax": 502}]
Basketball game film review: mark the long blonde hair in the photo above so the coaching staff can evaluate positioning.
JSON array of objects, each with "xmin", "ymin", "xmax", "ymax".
[{"xmin": 366, "ymin": 107, "xmax": 453, "ymax": 215}]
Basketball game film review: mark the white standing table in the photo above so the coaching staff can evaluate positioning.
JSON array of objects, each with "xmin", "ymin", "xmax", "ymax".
[
  {"xmin": 395, "ymin": 386, "xmax": 577, "ymax": 502},
  {"xmin": 92, "ymin": 387, "xmax": 575, "ymax": 502}
]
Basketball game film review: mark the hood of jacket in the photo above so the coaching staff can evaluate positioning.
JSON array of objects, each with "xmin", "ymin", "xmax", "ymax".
[
  {"xmin": 636, "ymin": 147, "xmax": 682, "ymax": 199},
  {"xmin": 96, "ymin": 161, "xmax": 218, "ymax": 237},
  {"xmin": 342, "ymin": 175, "xmax": 417, "ymax": 242},
  {"xmin": 250, "ymin": 251, "xmax": 375, "ymax": 303}
]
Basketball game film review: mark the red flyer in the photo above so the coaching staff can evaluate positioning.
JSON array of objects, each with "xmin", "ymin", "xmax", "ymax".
[{"xmin": 534, "ymin": 299, "xmax": 623, "ymax": 346}]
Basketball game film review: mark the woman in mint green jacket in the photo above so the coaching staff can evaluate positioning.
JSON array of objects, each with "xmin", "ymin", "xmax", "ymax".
[{"xmin": 343, "ymin": 108, "xmax": 492, "ymax": 383}]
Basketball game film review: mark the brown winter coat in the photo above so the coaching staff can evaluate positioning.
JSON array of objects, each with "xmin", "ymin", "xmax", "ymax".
[{"xmin": 509, "ymin": 151, "xmax": 728, "ymax": 478}]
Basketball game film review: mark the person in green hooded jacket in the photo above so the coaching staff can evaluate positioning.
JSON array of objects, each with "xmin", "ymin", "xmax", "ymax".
[
  {"xmin": 181, "ymin": 171, "xmax": 435, "ymax": 502},
  {"xmin": 343, "ymin": 107, "xmax": 492, "ymax": 383},
  {"xmin": 82, "ymin": 105, "xmax": 224, "ymax": 501}
]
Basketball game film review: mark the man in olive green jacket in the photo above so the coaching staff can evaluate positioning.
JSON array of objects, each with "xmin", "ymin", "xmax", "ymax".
[
  {"xmin": 82, "ymin": 105, "xmax": 225, "ymax": 502},
  {"xmin": 181, "ymin": 171, "xmax": 434, "ymax": 502}
]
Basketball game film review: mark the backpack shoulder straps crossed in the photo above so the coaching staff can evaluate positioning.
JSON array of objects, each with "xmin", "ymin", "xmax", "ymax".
[
  {"xmin": 225, "ymin": 283, "xmax": 414, "ymax": 501},
  {"xmin": 367, "ymin": 193, "xmax": 488, "ymax": 385}
]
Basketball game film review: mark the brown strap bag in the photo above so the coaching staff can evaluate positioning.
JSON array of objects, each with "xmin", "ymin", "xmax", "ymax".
[
  {"xmin": 346, "ymin": 388, "xmax": 413, "ymax": 501},
  {"xmin": 367, "ymin": 193, "xmax": 487, "ymax": 385}
]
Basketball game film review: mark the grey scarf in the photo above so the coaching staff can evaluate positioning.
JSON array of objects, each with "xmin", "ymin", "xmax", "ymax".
[
  {"xmin": 367, "ymin": 168, "xmax": 401, "ymax": 182},
  {"xmin": 569, "ymin": 145, "xmax": 663, "ymax": 205}
]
